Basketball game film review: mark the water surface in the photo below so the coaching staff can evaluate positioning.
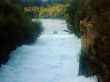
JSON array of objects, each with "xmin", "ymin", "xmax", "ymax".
[{"xmin": 0, "ymin": 19, "xmax": 96, "ymax": 82}]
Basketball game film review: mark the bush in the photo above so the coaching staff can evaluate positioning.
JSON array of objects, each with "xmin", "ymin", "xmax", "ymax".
[
  {"xmin": 66, "ymin": 0, "xmax": 81, "ymax": 37},
  {"xmin": 68, "ymin": 0, "xmax": 110, "ymax": 81},
  {"xmin": 0, "ymin": 0, "xmax": 43, "ymax": 64},
  {"xmin": 24, "ymin": 4, "xmax": 70, "ymax": 18}
]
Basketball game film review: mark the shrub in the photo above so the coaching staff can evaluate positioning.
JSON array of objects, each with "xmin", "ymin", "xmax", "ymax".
[{"xmin": 0, "ymin": 0, "xmax": 43, "ymax": 64}]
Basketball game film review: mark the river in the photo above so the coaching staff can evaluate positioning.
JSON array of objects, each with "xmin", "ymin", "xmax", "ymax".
[{"xmin": 0, "ymin": 19, "xmax": 96, "ymax": 82}]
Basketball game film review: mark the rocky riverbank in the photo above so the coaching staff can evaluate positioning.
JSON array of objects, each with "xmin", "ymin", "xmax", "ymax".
[
  {"xmin": 0, "ymin": 0, "xmax": 43, "ymax": 65},
  {"xmin": 67, "ymin": 0, "xmax": 110, "ymax": 82}
]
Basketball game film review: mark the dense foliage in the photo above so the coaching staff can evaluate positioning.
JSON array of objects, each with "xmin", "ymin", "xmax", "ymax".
[
  {"xmin": 68, "ymin": 0, "xmax": 110, "ymax": 82},
  {"xmin": 39, "ymin": 4, "xmax": 70, "ymax": 18},
  {"xmin": 0, "ymin": 0, "xmax": 43, "ymax": 64},
  {"xmin": 66, "ymin": 0, "xmax": 81, "ymax": 37},
  {"xmin": 24, "ymin": 4, "xmax": 70, "ymax": 18}
]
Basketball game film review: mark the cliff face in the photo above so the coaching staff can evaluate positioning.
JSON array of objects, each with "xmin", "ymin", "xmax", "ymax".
[
  {"xmin": 66, "ymin": 0, "xmax": 110, "ymax": 81},
  {"xmin": 71, "ymin": 0, "xmax": 110, "ymax": 82},
  {"xmin": 80, "ymin": 21, "xmax": 110, "ymax": 82},
  {"xmin": 80, "ymin": 19, "xmax": 95, "ymax": 53},
  {"xmin": 79, "ymin": 18, "xmax": 98, "ymax": 77},
  {"xmin": 79, "ymin": 12, "xmax": 110, "ymax": 82}
]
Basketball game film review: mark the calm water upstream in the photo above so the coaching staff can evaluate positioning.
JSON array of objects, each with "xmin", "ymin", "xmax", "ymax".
[{"xmin": 0, "ymin": 19, "xmax": 96, "ymax": 82}]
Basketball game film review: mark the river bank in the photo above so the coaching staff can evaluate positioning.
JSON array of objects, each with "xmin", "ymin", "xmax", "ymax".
[
  {"xmin": 0, "ymin": 0, "xmax": 43, "ymax": 65},
  {"xmin": 67, "ymin": 0, "xmax": 110, "ymax": 82},
  {"xmin": 0, "ymin": 19, "xmax": 96, "ymax": 82}
]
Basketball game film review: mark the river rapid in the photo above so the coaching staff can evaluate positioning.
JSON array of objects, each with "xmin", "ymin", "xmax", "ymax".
[{"xmin": 0, "ymin": 19, "xmax": 96, "ymax": 82}]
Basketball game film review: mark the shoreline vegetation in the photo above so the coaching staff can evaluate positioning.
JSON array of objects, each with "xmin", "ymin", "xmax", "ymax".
[
  {"xmin": 0, "ymin": 0, "xmax": 110, "ymax": 82},
  {"xmin": 67, "ymin": 0, "xmax": 110, "ymax": 82},
  {"xmin": 24, "ymin": 4, "xmax": 70, "ymax": 19},
  {"xmin": 0, "ymin": 0, "xmax": 43, "ymax": 65},
  {"xmin": 0, "ymin": 0, "xmax": 70, "ymax": 65}
]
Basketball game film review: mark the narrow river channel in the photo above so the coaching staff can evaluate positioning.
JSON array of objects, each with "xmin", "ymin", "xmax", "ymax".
[{"xmin": 0, "ymin": 19, "xmax": 96, "ymax": 82}]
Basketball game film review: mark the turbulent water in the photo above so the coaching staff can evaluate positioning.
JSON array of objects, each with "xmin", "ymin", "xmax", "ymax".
[{"xmin": 0, "ymin": 19, "xmax": 96, "ymax": 82}]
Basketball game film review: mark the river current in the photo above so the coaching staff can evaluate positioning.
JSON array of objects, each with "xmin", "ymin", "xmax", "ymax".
[{"xmin": 0, "ymin": 19, "xmax": 96, "ymax": 82}]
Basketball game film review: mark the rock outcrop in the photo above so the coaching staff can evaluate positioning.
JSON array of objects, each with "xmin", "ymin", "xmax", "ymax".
[{"xmin": 79, "ymin": 15, "xmax": 110, "ymax": 82}]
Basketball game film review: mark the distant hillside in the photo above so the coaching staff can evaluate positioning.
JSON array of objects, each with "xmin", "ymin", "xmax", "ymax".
[{"xmin": 24, "ymin": 4, "xmax": 70, "ymax": 18}]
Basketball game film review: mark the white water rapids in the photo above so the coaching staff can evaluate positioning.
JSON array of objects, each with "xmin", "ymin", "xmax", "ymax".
[{"xmin": 0, "ymin": 19, "xmax": 96, "ymax": 82}]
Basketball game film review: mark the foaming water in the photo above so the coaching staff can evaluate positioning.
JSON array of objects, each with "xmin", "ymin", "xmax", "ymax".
[{"xmin": 0, "ymin": 19, "xmax": 96, "ymax": 82}]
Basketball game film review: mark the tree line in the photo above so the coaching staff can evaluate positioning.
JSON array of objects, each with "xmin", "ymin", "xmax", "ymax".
[{"xmin": 24, "ymin": 4, "xmax": 70, "ymax": 18}]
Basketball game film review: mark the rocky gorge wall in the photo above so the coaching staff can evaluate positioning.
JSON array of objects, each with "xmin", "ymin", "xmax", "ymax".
[
  {"xmin": 66, "ymin": 0, "xmax": 110, "ymax": 82},
  {"xmin": 79, "ymin": 17, "xmax": 110, "ymax": 82}
]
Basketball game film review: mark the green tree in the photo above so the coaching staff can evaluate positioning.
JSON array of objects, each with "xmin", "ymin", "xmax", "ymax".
[{"xmin": 0, "ymin": 0, "xmax": 43, "ymax": 64}]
